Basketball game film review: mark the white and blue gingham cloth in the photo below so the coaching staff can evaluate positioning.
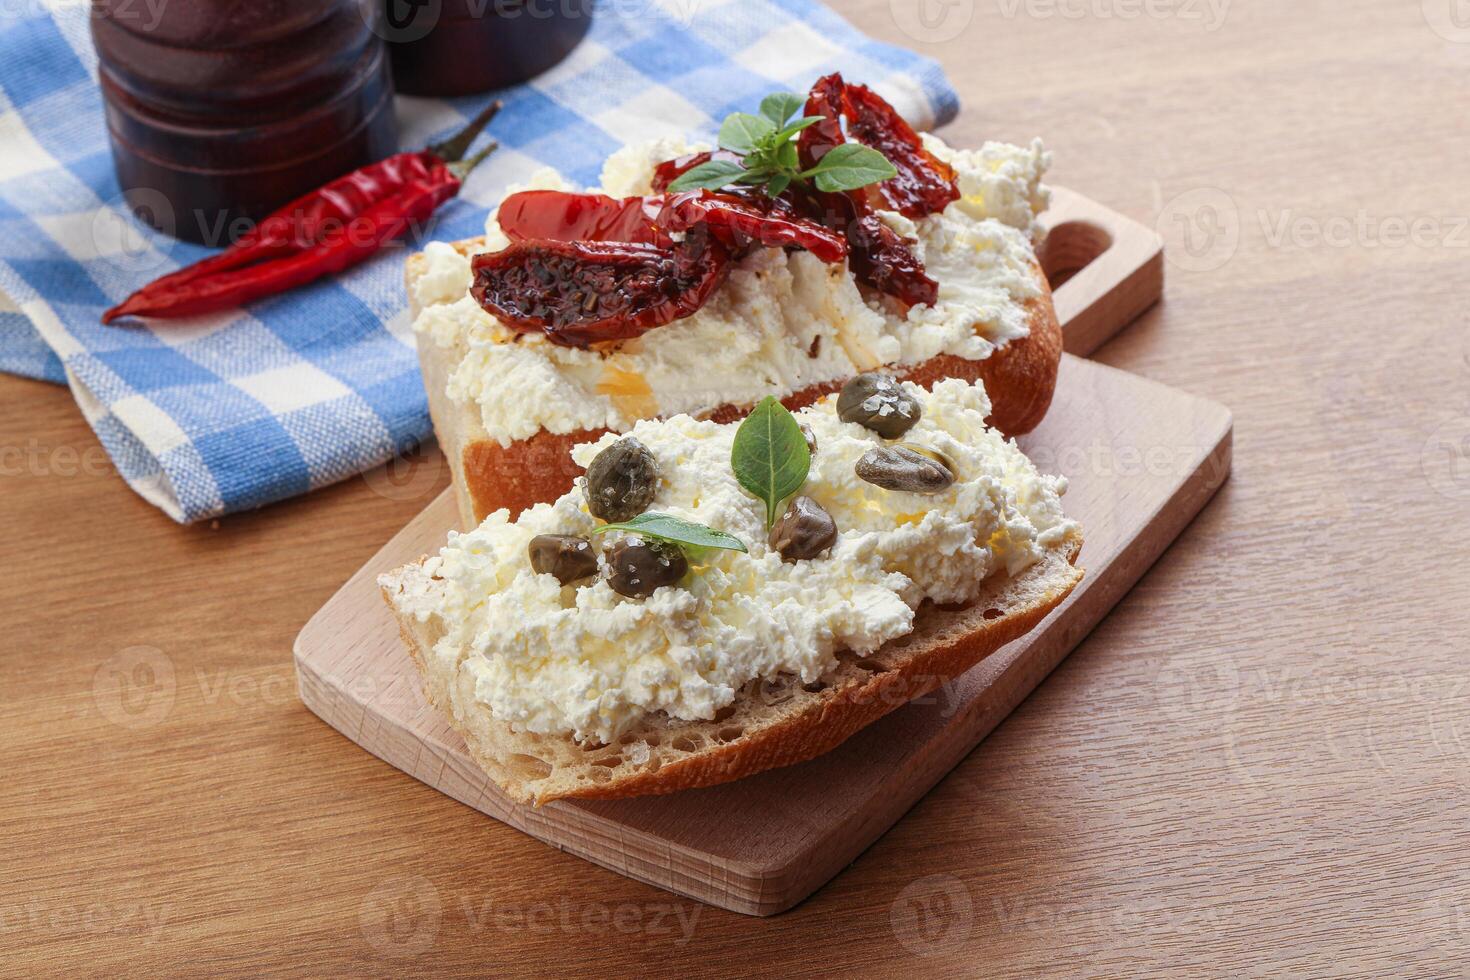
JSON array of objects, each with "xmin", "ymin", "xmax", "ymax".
[{"xmin": 0, "ymin": 1, "xmax": 957, "ymax": 523}]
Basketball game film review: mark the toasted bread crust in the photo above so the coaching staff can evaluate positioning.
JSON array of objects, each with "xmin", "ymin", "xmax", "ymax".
[
  {"xmin": 408, "ymin": 239, "xmax": 1061, "ymax": 528},
  {"xmin": 381, "ymin": 535, "xmax": 1081, "ymax": 804}
]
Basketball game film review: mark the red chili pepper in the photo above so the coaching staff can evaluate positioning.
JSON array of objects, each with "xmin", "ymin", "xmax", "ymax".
[{"xmin": 101, "ymin": 102, "xmax": 502, "ymax": 325}]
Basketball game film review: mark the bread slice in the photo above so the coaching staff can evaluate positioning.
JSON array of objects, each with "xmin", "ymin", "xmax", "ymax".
[
  {"xmin": 407, "ymin": 239, "xmax": 1063, "ymax": 531},
  {"xmin": 379, "ymin": 532, "xmax": 1082, "ymax": 806}
]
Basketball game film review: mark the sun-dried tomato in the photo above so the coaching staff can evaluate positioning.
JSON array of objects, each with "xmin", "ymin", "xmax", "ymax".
[
  {"xmin": 479, "ymin": 76, "xmax": 955, "ymax": 345},
  {"xmin": 796, "ymin": 73, "xmax": 949, "ymax": 306},
  {"xmin": 841, "ymin": 82, "xmax": 958, "ymax": 219},
  {"xmin": 847, "ymin": 214, "xmax": 938, "ymax": 307},
  {"xmin": 797, "ymin": 74, "xmax": 849, "ymax": 174},
  {"xmin": 497, "ymin": 189, "xmax": 669, "ymax": 246},
  {"xmin": 470, "ymin": 235, "xmax": 729, "ymax": 348},
  {"xmin": 498, "ymin": 188, "xmax": 847, "ymax": 263},
  {"xmin": 659, "ymin": 191, "xmax": 848, "ymax": 263},
  {"xmin": 649, "ymin": 149, "xmax": 744, "ymax": 192}
]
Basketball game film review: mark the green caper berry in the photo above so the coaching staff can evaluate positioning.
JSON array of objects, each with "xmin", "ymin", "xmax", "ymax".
[
  {"xmin": 836, "ymin": 373, "xmax": 921, "ymax": 439},
  {"xmin": 584, "ymin": 437, "xmax": 658, "ymax": 523},
  {"xmin": 854, "ymin": 444, "xmax": 955, "ymax": 494},
  {"xmin": 603, "ymin": 536, "xmax": 688, "ymax": 599},
  {"xmin": 527, "ymin": 534, "xmax": 598, "ymax": 585},
  {"xmin": 768, "ymin": 495, "xmax": 837, "ymax": 562}
]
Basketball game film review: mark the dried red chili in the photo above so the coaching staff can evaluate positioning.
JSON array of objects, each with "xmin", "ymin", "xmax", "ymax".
[
  {"xmin": 101, "ymin": 102, "xmax": 503, "ymax": 324},
  {"xmin": 470, "ymin": 235, "xmax": 730, "ymax": 348}
]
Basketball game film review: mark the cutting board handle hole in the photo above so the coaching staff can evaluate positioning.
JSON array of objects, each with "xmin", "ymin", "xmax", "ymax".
[{"xmin": 1042, "ymin": 220, "xmax": 1114, "ymax": 290}]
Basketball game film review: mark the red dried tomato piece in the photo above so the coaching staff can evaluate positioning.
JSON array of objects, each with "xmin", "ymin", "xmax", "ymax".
[
  {"xmin": 659, "ymin": 191, "xmax": 848, "ymax": 263},
  {"xmin": 470, "ymin": 235, "xmax": 730, "ymax": 348},
  {"xmin": 796, "ymin": 73, "xmax": 946, "ymax": 307},
  {"xmin": 500, "ymin": 188, "xmax": 847, "ymax": 263},
  {"xmin": 649, "ymin": 149, "xmax": 744, "ymax": 192},
  {"xmin": 799, "ymin": 73, "xmax": 958, "ymax": 219},
  {"xmin": 841, "ymin": 82, "xmax": 958, "ymax": 219},
  {"xmin": 848, "ymin": 214, "xmax": 938, "ymax": 307},
  {"xmin": 797, "ymin": 73, "xmax": 850, "ymax": 173},
  {"xmin": 496, "ymin": 189, "xmax": 669, "ymax": 246}
]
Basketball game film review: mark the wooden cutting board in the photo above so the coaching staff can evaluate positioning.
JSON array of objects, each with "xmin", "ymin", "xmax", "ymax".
[{"xmin": 294, "ymin": 190, "xmax": 1220, "ymax": 916}]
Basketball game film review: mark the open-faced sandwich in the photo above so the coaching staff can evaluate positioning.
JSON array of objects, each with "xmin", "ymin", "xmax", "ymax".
[
  {"xmin": 380, "ymin": 374, "xmax": 1082, "ymax": 804},
  {"xmin": 408, "ymin": 74, "xmax": 1060, "ymax": 529}
]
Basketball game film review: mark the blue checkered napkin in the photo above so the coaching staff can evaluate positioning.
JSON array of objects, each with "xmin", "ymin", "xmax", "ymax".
[
  {"xmin": 0, "ymin": 1, "xmax": 958, "ymax": 523},
  {"xmin": 0, "ymin": 304, "xmax": 63, "ymax": 383}
]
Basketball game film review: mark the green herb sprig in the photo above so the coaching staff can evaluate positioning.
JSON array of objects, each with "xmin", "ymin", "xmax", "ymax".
[
  {"xmin": 667, "ymin": 92, "xmax": 897, "ymax": 198},
  {"xmin": 731, "ymin": 396, "xmax": 812, "ymax": 529},
  {"xmin": 590, "ymin": 512, "xmax": 747, "ymax": 555}
]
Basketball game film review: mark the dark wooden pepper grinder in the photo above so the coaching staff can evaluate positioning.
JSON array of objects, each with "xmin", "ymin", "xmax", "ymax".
[
  {"xmin": 383, "ymin": 0, "xmax": 593, "ymax": 97},
  {"xmin": 91, "ymin": 0, "xmax": 400, "ymax": 245}
]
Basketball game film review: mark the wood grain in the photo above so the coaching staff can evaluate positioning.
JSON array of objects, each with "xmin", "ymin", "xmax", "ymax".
[
  {"xmin": 3, "ymin": 1, "xmax": 1468, "ymax": 973},
  {"xmin": 1043, "ymin": 186, "xmax": 1164, "ymax": 355},
  {"xmin": 295, "ymin": 354, "xmax": 1229, "ymax": 915}
]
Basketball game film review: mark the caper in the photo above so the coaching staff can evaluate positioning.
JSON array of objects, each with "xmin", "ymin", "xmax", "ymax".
[
  {"xmin": 768, "ymin": 495, "xmax": 837, "ymax": 562},
  {"xmin": 527, "ymin": 534, "xmax": 598, "ymax": 585},
  {"xmin": 603, "ymin": 536, "xmax": 688, "ymax": 598},
  {"xmin": 836, "ymin": 373, "xmax": 920, "ymax": 439},
  {"xmin": 855, "ymin": 444, "xmax": 955, "ymax": 494},
  {"xmin": 898, "ymin": 443, "xmax": 954, "ymax": 471},
  {"xmin": 799, "ymin": 423, "xmax": 818, "ymax": 457},
  {"xmin": 584, "ymin": 437, "xmax": 658, "ymax": 523}
]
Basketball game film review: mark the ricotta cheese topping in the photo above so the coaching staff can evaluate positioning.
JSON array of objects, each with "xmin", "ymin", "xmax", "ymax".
[
  {"xmin": 386, "ymin": 378, "xmax": 1077, "ymax": 744},
  {"xmin": 412, "ymin": 133, "xmax": 1051, "ymax": 445}
]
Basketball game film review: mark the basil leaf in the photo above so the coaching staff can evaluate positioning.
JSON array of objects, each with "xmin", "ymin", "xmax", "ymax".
[
  {"xmin": 731, "ymin": 396, "xmax": 811, "ymax": 528},
  {"xmin": 591, "ymin": 512, "xmax": 748, "ymax": 553},
  {"xmin": 666, "ymin": 159, "xmax": 748, "ymax": 192},
  {"xmin": 767, "ymin": 173, "xmax": 791, "ymax": 197},
  {"xmin": 771, "ymin": 115, "xmax": 823, "ymax": 146},
  {"xmin": 776, "ymin": 139, "xmax": 799, "ymax": 171},
  {"xmin": 759, "ymin": 92, "xmax": 805, "ymax": 126},
  {"xmin": 804, "ymin": 143, "xmax": 898, "ymax": 192},
  {"xmin": 719, "ymin": 112, "xmax": 777, "ymax": 154}
]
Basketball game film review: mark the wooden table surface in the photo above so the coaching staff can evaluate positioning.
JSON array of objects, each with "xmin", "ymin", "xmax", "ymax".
[{"xmin": 4, "ymin": 1, "xmax": 1468, "ymax": 975}]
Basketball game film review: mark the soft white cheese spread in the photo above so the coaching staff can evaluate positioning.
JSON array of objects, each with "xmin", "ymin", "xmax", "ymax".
[
  {"xmin": 412, "ymin": 133, "xmax": 1051, "ymax": 445},
  {"xmin": 385, "ymin": 378, "xmax": 1076, "ymax": 744}
]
